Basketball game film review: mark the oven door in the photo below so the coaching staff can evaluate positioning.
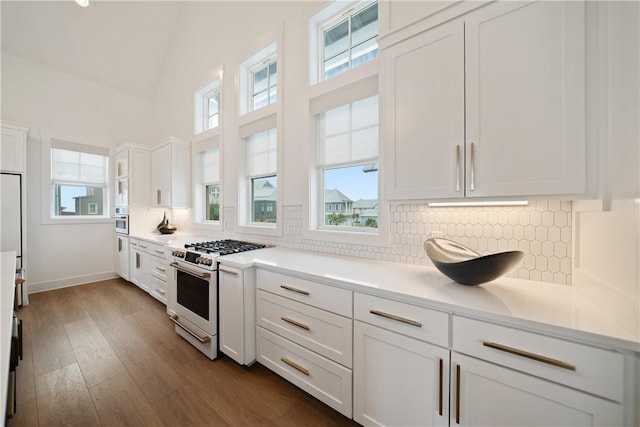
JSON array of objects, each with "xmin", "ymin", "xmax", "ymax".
[{"xmin": 171, "ymin": 261, "xmax": 217, "ymax": 337}]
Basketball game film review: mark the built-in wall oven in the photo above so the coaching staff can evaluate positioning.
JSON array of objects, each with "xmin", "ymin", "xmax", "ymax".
[
  {"xmin": 169, "ymin": 240, "xmax": 267, "ymax": 359},
  {"xmin": 114, "ymin": 207, "xmax": 129, "ymax": 235}
]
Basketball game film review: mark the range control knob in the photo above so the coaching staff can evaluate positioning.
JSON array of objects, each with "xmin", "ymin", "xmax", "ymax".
[{"xmin": 172, "ymin": 250, "xmax": 185, "ymax": 258}]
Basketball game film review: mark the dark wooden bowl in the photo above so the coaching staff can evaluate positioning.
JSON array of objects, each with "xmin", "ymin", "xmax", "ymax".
[{"xmin": 424, "ymin": 238, "xmax": 524, "ymax": 286}]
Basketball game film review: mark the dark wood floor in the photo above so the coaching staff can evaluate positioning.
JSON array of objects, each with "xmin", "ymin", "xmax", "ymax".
[{"xmin": 8, "ymin": 278, "xmax": 359, "ymax": 427}]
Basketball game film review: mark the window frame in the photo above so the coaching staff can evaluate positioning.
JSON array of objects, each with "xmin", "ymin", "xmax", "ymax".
[
  {"xmin": 41, "ymin": 137, "xmax": 111, "ymax": 225},
  {"xmin": 309, "ymin": 0, "xmax": 379, "ymax": 86},
  {"xmin": 239, "ymin": 41, "xmax": 279, "ymax": 117},
  {"xmin": 192, "ymin": 134, "xmax": 223, "ymax": 232},
  {"xmin": 194, "ymin": 69, "xmax": 223, "ymax": 136},
  {"xmin": 303, "ymin": 76, "xmax": 388, "ymax": 246},
  {"xmin": 248, "ymin": 54, "xmax": 278, "ymax": 112}
]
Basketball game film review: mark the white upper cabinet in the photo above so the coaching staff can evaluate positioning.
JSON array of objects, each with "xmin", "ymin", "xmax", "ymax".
[
  {"xmin": 151, "ymin": 137, "xmax": 190, "ymax": 208},
  {"xmin": 1, "ymin": 123, "xmax": 28, "ymax": 173},
  {"xmin": 113, "ymin": 145, "xmax": 150, "ymax": 209},
  {"xmin": 382, "ymin": 1, "xmax": 587, "ymax": 201},
  {"xmin": 114, "ymin": 149, "xmax": 129, "ymax": 179}
]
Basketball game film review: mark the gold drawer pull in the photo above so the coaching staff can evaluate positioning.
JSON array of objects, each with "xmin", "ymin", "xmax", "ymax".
[
  {"xmin": 219, "ymin": 267, "xmax": 238, "ymax": 275},
  {"xmin": 281, "ymin": 316, "xmax": 310, "ymax": 331},
  {"xmin": 280, "ymin": 284, "xmax": 310, "ymax": 296},
  {"xmin": 370, "ymin": 310, "xmax": 422, "ymax": 328},
  {"xmin": 483, "ymin": 341, "xmax": 576, "ymax": 371},
  {"xmin": 281, "ymin": 357, "xmax": 310, "ymax": 376}
]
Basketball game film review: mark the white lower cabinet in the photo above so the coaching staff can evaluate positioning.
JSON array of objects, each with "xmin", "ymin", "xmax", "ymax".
[
  {"xmin": 256, "ymin": 268, "xmax": 353, "ymax": 417},
  {"xmin": 353, "ymin": 321, "xmax": 450, "ymax": 427},
  {"xmin": 451, "ymin": 315, "xmax": 624, "ymax": 426},
  {"xmin": 451, "ymin": 353, "xmax": 622, "ymax": 426},
  {"xmin": 128, "ymin": 238, "xmax": 168, "ymax": 304},
  {"xmin": 115, "ymin": 234, "xmax": 129, "ymax": 280}
]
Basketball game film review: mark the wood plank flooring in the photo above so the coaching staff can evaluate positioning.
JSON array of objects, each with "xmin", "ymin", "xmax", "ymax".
[{"xmin": 8, "ymin": 278, "xmax": 359, "ymax": 427}]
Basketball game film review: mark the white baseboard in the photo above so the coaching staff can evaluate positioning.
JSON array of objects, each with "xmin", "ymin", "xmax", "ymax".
[{"xmin": 27, "ymin": 271, "xmax": 119, "ymax": 294}]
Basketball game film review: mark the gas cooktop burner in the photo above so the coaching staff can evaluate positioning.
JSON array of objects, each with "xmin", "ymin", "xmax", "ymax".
[{"xmin": 184, "ymin": 239, "xmax": 268, "ymax": 256}]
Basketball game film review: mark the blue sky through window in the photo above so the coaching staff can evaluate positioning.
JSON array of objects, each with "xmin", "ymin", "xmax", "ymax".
[{"xmin": 324, "ymin": 164, "xmax": 378, "ymax": 201}]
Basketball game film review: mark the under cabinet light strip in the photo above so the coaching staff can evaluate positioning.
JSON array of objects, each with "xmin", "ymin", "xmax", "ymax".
[{"xmin": 428, "ymin": 201, "xmax": 529, "ymax": 207}]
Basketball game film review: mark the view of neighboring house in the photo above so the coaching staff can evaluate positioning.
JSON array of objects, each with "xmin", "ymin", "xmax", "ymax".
[
  {"xmin": 73, "ymin": 187, "xmax": 104, "ymax": 215},
  {"xmin": 253, "ymin": 180, "xmax": 277, "ymax": 222},
  {"xmin": 324, "ymin": 189, "xmax": 378, "ymax": 227}
]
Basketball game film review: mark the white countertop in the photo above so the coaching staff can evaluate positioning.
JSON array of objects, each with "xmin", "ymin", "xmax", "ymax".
[
  {"xmin": 1, "ymin": 251, "xmax": 16, "ymax": 420},
  {"xmin": 218, "ymin": 247, "xmax": 640, "ymax": 352}
]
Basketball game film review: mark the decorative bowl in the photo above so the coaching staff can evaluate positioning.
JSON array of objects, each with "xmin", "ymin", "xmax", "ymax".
[{"xmin": 424, "ymin": 238, "xmax": 524, "ymax": 286}]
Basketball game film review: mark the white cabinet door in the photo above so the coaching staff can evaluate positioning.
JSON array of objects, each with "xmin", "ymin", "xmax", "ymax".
[
  {"xmin": 129, "ymin": 244, "xmax": 149, "ymax": 292},
  {"xmin": 353, "ymin": 320, "xmax": 449, "ymax": 427},
  {"xmin": 218, "ymin": 265, "xmax": 245, "ymax": 364},
  {"xmin": 151, "ymin": 144, "xmax": 172, "ymax": 207},
  {"xmin": 115, "ymin": 178, "xmax": 128, "ymax": 207},
  {"xmin": 464, "ymin": 1, "xmax": 586, "ymax": 197},
  {"xmin": 114, "ymin": 149, "xmax": 128, "ymax": 179},
  {"xmin": 115, "ymin": 235, "xmax": 129, "ymax": 280},
  {"xmin": 1, "ymin": 125, "xmax": 27, "ymax": 173},
  {"xmin": 383, "ymin": 20, "xmax": 464, "ymax": 200},
  {"xmin": 451, "ymin": 352, "xmax": 623, "ymax": 427}
]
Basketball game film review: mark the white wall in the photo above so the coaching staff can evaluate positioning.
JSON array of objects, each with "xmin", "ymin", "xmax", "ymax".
[
  {"xmin": 1, "ymin": 52, "xmax": 155, "ymax": 292},
  {"xmin": 572, "ymin": 2, "xmax": 640, "ymax": 339}
]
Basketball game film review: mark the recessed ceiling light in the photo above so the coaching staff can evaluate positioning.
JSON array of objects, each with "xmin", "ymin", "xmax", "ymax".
[{"xmin": 74, "ymin": 0, "xmax": 90, "ymax": 7}]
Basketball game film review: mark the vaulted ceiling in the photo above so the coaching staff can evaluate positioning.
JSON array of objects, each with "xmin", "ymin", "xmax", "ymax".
[{"xmin": 1, "ymin": 1, "xmax": 185, "ymax": 101}]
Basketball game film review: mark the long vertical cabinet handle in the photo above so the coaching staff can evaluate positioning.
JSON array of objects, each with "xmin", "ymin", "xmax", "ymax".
[
  {"xmin": 438, "ymin": 358, "xmax": 443, "ymax": 416},
  {"xmin": 455, "ymin": 145, "xmax": 461, "ymax": 192},
  {"xmin": 157, "ymin": 190, "xmax": 161, "ymax": 205},
  {"xmin": 136, "ymin": 252, "xmax": 140, "ymax": 269},
  {"xmin": 118, "ymin": 180, "xmax": 122, "ymax": 195},
  {"xmin": 455, "ymin": 364, "xmax": 461, "ymax": 424},
  {"xmin": 117, "ymin": 161, "xmax": 122, "ymax": 177},
  {"xmin": 469, "ymin": 142, "xmax": 476, "ymax": 191},
  {"xmin": 118, "ymin": 238, "xmax": 122, "ymax": 252}
]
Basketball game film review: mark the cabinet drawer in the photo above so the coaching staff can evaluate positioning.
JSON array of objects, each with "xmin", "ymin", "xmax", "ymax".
[
  {"xmin": 149, "ymin": 257, "xmax": 168, "ymax": 281},
  {"xmin": 354, "ymin": 293, "xmax": 449, "ymax": 347},
  {"xmin": 257, "ymin": 269, "xmax": 352, "ymax": 317},
  {"xmin": 257, "ymin": 290, "xmax": 352, "ymax": 368},
  {"xmin": 257, "ymin": 327, "xmax": 352, "ymax": 418},
  {"xmin": 149, "ymin": 276, "xmax": 167, "ymax": 304},
  {"xmin": 452, "ymin": 316, "xmax": 624, "ymax": 402},
  {"xmin": 145, "ymin": 242, "xmax": 168, "ymax": 260}
]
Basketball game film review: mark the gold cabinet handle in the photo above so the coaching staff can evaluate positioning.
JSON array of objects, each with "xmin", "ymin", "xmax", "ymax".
[
  {"xmin": 157, "ymin": 189, "xmax": 161, "ymax": 205},
  {"xmin": 455, "ymin": 364, "xmax": 461, "ymax": 424},
  {"xmin": 170, "ymin": 315, "xmax": 211, "ymax": 343},
  {"xmin": 281, "ymin": 357, "xmax": 309, "ymax": 376},
  {"xmin": 219, "ymin": 267, "xmax": 238, "ymax": 275},
  {"xmin": 280, "ymin": 284, "xmax": 310, "ymax": 296},
  {"xmin": 155, "ymin": 288, "xmax": 166, "ymax": 295},
  {"xmin": 369, "ymin": 310, "xmax": 422, "ymax": 328},
  {"xmin": 136, "ymin": 252, "xmax": 141, "ymax": 269},
  {"xmin": 118, "ymin": 238, "xmax": 122, "ymax": 252},
  {"xmin": 469, "ymin": 142, "xmax": 476, "ymax": 191},
  {"xmin": 118, "ymin": 180, "xmax": 122, "ymax": 195},
  {"xmin": 117, "ymin": 161, "xmax": 122, "ymax": 177},
  {"xmin": 455, "ymin": 144, "xmax": 461, "ymax": 192},
  {"xmin": 483, "ymin": 341, "xmax": 576, "ymax": 371},
  {"xmin": 281, "ymin": 316, "xmax": 310, "ymax": 331},
  {"xmin": 438, "ymin": 358, "xmax": 443, "ymax": 416},
  {"xmin": 154, "ymin": 249, "xmax": 164, "ymax": 255}
]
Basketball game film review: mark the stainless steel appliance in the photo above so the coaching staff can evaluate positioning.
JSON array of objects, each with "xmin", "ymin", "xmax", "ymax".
[
  {"xmin": 114, "ymin": 214, "xmax": 129, "ymax": 235},
  {"xmin": 169, "ymin": 239, "xmax": 267, "ymax": 359}
]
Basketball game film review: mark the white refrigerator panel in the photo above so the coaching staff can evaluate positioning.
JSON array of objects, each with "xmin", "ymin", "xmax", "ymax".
[{"xmin": 1, "ymin": 173, "xmax": 22, "ymax": 268}]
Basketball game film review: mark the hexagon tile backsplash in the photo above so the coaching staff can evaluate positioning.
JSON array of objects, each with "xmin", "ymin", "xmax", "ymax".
[{"xmin": 278, "ymin": 200, "xmax": 572, "ymax": 285}]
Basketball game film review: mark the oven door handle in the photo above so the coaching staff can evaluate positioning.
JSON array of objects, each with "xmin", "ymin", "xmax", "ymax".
[{"xmin": 170, "ymin": 262, "xmax": 211, "ymax": 279}]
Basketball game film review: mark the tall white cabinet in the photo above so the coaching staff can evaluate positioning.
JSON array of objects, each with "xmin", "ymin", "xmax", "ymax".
[
  {"xmin": 113, "ymin": 144, "xmax": 150, "ymax": 210},
  {"xmin": 382, "ymin": 1, "xmax": 588, "ymax": 201},
  {"xmin": 150, "ymin": 137, "xmax": 190, "ymax": 208}
]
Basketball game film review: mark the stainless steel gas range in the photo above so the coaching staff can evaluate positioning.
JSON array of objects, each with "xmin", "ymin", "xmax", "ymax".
[{"xmin": 168, "ymin": 239, "xmax": 267, "ymax": 359}]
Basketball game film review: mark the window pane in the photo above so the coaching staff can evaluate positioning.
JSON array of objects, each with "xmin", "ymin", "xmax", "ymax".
[
  {"xmin": 323, "ymin": 50, "xmax": 350, "ymax": 80},
  {"xmin": 205, "ymin": 184, "xmax": 220, "ymax": 221},
  {"xmin": 247, "ymin": 129, "xmax": 277, "ymax": 177},
  {"xmin": 351, "ymin": 37, "xmax": 378, "ymax": 69},
  {"xmin": 269, "ymin": 62, "xmax": 277, "ymax": 86},
  {"xmin": 323, "ymin": 164, "xmax": 378, "ymax": 228},
  {"xmin": 351, "ymin": 95, "xmax": 379, "ymax": 129},
  {"xmin": 324, "ymin": 20, "xmax": 349, "ymax": 60},
  {"xmin": 208, "ymin": 115, "xmax": 219, "ymax": 129},
  {"xmin": 53, "ymin": 184, "xmax": 104, "ymax": 216},
  {"xmin": 253, "ymin": 90, "xmax": 269, "ymax": 110},
  {"xmin": 251, "ymin": 176, "xmax": 277, "ymax": 223},
  {"xmin": 208, "ymin": 93, "xmax": 219, "ymax": 116},
  {"xmin": 351, "ymin": 3, "xmax": 378, "ymax": 46},
  {"xmin": 269, "ymin": 86, "xmax": 278, "ymax": 105},
  {"xmin": 253, "ymin": 66, "xmax": 269, "ymax": 94}
]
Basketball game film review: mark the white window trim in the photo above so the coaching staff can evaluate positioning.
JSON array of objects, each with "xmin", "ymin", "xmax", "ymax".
[
  {"xmin": 237, "ymin": 113, "xmax": 283, "ymax": 238},
  {"xmin": 41, "ymin": 136, "xmax": 112, "ymax": 225},
  {"xmin": 194, "ymin": 67, "xmax": 223, "ymax": 136},
  {"xmin": 192, "ymin": 134, "xmax": 223, "ymax": 232},
  {"xmin": 303, "ymin": 75, "xmax": 389, "ymax": 247},
  {"xmin": 309, "ymin": 0, "xmax": 378, "ymax": 86},
  {"xmin": 239, "ymin": 41, "xmax": 278, "ymax": 117}
]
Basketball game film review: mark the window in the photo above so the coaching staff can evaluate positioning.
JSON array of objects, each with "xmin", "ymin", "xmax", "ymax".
[
  {"xmin": 311, "ymin": 1, "xmax": 378, "ymax": 83},
  {"xmin": 50, "ymin": 144, "xmax": 108, "ymax": 218},
  {"xmin": 201, "ymin": 148, "xmax": 220, "ymax": 221},
  {"xmin": 239, "ymin": 41, "xmax": 278, "ymax": 115},
  {"xmin": 250, "ymin": 57, "xmax": 277, "ymax": 111},
  {"xmin": 246, "ymin": 128, "xmax": 277, "ymax": 224},
  {"xmin": 194, "ymin": 76, "xmax": 222, "ymax": 134},
  {"xmin": 315, "ymin": 94, "xmax": 378, "ymax": 230}
]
